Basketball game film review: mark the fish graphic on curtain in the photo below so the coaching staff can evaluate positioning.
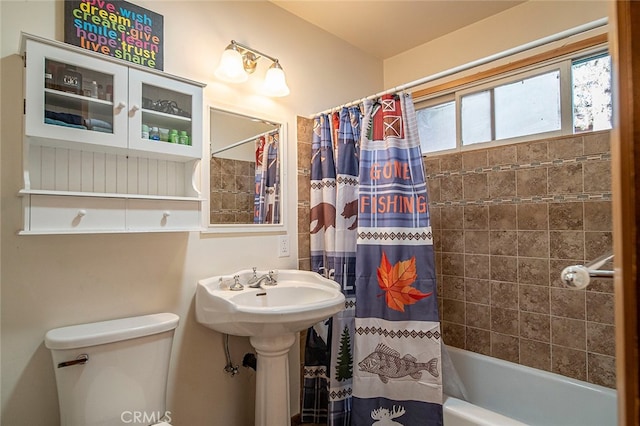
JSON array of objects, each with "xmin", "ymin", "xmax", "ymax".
[
  {"xmin": 303, "ymin": 107, "xmax": 362, "ymax": 425},
  {"xmin": 254, "ymin": 132, "xmax": 280, "ymax": 224},
  {"xmin": 353, "ymin": 93, "xmax": 443, "ymax": 425}
]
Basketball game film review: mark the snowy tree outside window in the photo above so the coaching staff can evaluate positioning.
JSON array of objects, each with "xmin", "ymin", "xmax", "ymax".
[{"xmin": 572, "ymin": 54, "xmax": 612, "ymax": 133}]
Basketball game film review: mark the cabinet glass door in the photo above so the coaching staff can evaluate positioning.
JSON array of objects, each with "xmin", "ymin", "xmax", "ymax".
[
  {"xmin": 25, "ymin": 39, "xmax": 128, "ymax": 150},
  {"xmin": 128, "ymin": 69, "xmax": 202, "ymax": 160}
]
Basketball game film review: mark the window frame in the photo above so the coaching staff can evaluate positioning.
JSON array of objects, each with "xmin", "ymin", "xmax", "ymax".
[{"xmin": 414, "ymin": 42, "xmax": 609, "ymax": 156}]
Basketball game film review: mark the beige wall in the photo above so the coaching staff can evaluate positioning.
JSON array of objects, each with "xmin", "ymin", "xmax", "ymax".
[
  {"xmin": 384, "ymin": 1, "xmax": 610, "ymax": 90},
  {"xmin": 0, "ymin": 1, "xmax": 382, "ymax": 425}
]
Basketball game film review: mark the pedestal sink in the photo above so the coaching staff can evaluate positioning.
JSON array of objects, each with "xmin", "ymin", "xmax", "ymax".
[{"xmin": 195, "ymin": 269, "xmax": 345, "ymax": 426}]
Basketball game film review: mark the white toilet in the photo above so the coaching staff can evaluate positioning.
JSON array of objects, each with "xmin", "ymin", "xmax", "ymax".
[{"xmin": 44, "ymin": 313, "xmax": 179, "ymax": 426}]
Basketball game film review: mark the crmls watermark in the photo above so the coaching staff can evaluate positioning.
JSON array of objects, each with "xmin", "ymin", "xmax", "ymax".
[{"xmin": 120, "ymin": 411, "xmax": 172, "ymax": 424}]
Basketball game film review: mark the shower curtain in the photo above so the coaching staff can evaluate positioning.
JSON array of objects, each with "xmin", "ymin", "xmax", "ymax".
[
  {"xmin": 254, "ymin": 131, "xmax": 280, "ymax": 224},
  {"xmin": 353, "ymin": 93, "xmax": 442, "ymax": 425},
  {"xmin": 303, "ymin": 106, "xmax": 362, "ymax": 425},
  {"xmin": 303, "ymin": 93, "xmax": 441, "ymax": 425}
]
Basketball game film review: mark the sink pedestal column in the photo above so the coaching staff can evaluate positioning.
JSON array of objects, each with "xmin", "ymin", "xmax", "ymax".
[{"xmin": 250, "ymin": 332, "xmax": 296, "ymax": 426}]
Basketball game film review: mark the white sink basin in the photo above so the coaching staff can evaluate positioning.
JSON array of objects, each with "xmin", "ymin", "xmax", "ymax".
[{"xmin": 195, "ymin": 269, "xmax": 345, "ymax": 337}]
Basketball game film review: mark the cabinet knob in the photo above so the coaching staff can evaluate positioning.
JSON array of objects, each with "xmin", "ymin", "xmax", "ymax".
[
  {"xmin": 128, "ymin": 104, "xmax": 140, "ymax": 117},
  {"xmin": 77, "ymin": 209, "xmax": 87, "ymax": 217},
  {"xmin": 114, "ymin": 102, "xmax": 127, "ymax": 114},
  {"xmin": 163, "ymin": 211, "xmax": 171, "ymax": 217}
]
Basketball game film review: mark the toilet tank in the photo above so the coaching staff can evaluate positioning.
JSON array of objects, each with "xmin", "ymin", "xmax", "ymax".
[{"xmin": 45, "ymin": 313, "xmax": 179, "ymax": 426}]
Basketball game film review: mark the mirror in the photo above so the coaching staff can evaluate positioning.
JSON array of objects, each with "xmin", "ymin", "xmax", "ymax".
[{"xmin": 209, "ymin": 108, "xmax": 282, "ymax": 225}]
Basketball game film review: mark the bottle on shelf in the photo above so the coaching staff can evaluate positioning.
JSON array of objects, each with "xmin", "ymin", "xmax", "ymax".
[
  {"xmin": 150, "ymin": 126, "xmax": 160, "ymax": 141},
  {"xmin": 59, "ymin": 66, "xmax": 83, "ymax": 94},
  {"xmin": 45, "ymin": 61, "xmax": 58, "ymax": 90},
  {"xmin": 169, "ymin": 129, "xmax": 178, "ymax": 143},
  {"xmin": 179, "ymin": 130, "xmax": 189, "ymax": 145},
  {"xmin": 141, "ymin": 124, "xmax": 150, "ymax": 139},
  {"xmin": 90, "ymin": 81, "xmax": 98, "ymax": 98},
  {"xmin": 159, "ymin": 128, "xmax": 169, "ymax": 142}
]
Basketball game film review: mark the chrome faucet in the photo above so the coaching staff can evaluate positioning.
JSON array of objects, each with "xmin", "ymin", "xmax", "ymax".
[{"xmin": 247, "ymin": 268, "xmax": 278, "ymax": 288}]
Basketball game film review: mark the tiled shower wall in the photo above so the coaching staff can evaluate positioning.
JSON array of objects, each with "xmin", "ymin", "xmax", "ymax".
[
  {"xmin": 426, "ymin": 130, "xmax": 615, "ymax": 388},
  {"xmin": 296, "ymin": 115, "xmax": 614, "ymax": 388},
  {"xmin": 210, "ymin": 157, "xmax": 255, "ymax": 224}
]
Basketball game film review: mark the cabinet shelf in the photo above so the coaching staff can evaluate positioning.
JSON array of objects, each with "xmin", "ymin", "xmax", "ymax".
[
  {"xmin": 142, "ymin": 108, "xmax": 192, "ymax": 123},
  {"xmin": 45, "ymin": 88, "xmax": 113, "ymax": 106},
  {"xmin": 19, "ymin": 189, "xmax": 204, "ymax": 202}
]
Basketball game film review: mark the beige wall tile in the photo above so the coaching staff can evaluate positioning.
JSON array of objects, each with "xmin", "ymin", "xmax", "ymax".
[
  {"xmin": 464, "ymin": 205, "xmax": 489, "ymax": 229},
  {"xmin": 489, "ymin": 204, "xmax": 517, "ymax": 229},
  {"xmin": 550, "ymin": 287, "xmax": 586, "ymax": 320},
  {"xmin": 516, "ymin": 168, "xmax": 548, "ymax": 196},
  {"xmin": 465, "ymin": 279, "xmax": 491, "ymax": 305},
  {"xmin": 491, "ymin": 307, "xmax": 519, "ymax": 335},
  {"xmin": 517, "ymin": 203, "xmax": 549, "ymax": 230},
  {"xmin": 466, "ymin": 303, "xmax": 491, "ymax": 330},
  {"xmin": 466, "ymin": 327, "xmax": 491, "ymax": 355},
  {"xmin": 490, "ymin": 256, "xmax": 518, "ymax": 282},
  {"xmin": 487, "ymin": 145, "xmax": 517, "ymax": 166},
  {"xmin": 587, "ymin": 353, "xmax": 616, "ymax": 388},
  {"xmin": 517, "ymin": 141, "xmax": 548, "ymax": 162},
  {"xmin": 491, "ymin": 332, "xmax": 519, "ymax": 363},
  {"xmin": 551, "ymin": 317, "xmax": 586, "ymax": 350},
  {"xmin": 552, "ymin": 345, "xmax": 587, "ymax": 381},
  {"xmin": 549, "ymin": 202, "xmax": 583, "ymax": 230},
  {"xmin": 520, "ymin": 339, "xmax": 551, "ymax": 371},
  {"xmin": 520, "ymin": 285, "xmax": 550, "ymax": 314},
  {"xmin": 462, "ymin": 150, "xmax": 488, "ymax": 170},
  {"xmin": 521, "ymin": 311, "xmax": 551, "ymax": 342}
]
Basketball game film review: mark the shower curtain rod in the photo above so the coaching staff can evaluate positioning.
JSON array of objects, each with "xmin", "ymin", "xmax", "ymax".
[
  {"xmin": 311, "ymin": 18, "xmax": 608, "ymax": 117},
  {"xmin": 211, "ymin": 128, "xmax": 278, "ymax": 156}
]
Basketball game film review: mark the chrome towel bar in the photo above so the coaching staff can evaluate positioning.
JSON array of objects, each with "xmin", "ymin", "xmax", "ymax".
[{"xmin": 560, "ymin": 251, "xmax": 614, "ymax": 289}]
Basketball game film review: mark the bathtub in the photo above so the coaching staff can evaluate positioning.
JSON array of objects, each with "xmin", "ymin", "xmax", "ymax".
[{"xmin": 442, "ymin": 346, "xmax": 617, "ymax": 426}]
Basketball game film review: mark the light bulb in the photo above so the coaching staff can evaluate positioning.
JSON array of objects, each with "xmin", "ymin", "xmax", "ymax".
[
  {"xmin": 214, "ymin": 44, "xmax": 248, "ymax": 83},
  {"xmin": 262, "ymin": 61, "xmax": 290, "ymax": 97}
]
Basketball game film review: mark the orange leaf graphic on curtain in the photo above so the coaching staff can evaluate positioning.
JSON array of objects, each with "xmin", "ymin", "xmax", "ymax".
[{"xmin": 377, "ymin": 252, "xmax": 432, "ymax": 312}]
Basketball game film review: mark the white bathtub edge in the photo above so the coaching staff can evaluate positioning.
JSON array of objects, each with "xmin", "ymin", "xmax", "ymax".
[{"xmin": 444, "ymin": 396, "xmax": 528, "ymax": 426}]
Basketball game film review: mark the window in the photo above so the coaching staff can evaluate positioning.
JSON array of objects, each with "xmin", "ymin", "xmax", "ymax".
[
  {"xmin": 572, "ymin": 54, "xmax": 612, "ymax": 133},
  {"xmin": 416, "ymin": 49, "xmax": 612, "ymax": 155},
  {"xmin": 416, "ymin": 99, "xmax": 456, "ymax": 152}
]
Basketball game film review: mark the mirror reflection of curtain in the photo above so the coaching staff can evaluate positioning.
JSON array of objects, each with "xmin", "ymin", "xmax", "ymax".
[{"xmin": 254, "ymin": 131, "xmax": 280, "ymax": 224}]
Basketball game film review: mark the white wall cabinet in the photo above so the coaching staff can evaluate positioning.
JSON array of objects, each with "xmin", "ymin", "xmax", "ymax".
[{"xmin": 19, "ymin": 33, "xmax": 206, "ymax": 234}]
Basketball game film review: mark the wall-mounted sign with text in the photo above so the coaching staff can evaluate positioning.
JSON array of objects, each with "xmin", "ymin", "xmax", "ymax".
[{"xmin": 64, "ymin": 0, "xmax": 164, "ymax": 70}]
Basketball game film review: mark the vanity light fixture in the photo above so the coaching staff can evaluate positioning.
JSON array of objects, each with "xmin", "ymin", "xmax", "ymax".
[{"xmin": 215, "ymin": 40, "xmax": 290, "ymax": 97}]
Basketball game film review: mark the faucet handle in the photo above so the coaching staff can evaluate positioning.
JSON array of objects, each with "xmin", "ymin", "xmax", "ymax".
[
  {"xmin": 229, "ymin": 274, "xmax": 244, "ymax": 291},
  {"xmin": 265, "ymin": 270, "xmax": 278, "ymax": 285},
  {"xmin": 252, "ymin": 267, "xmax": 258, "ymax": 278}
]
